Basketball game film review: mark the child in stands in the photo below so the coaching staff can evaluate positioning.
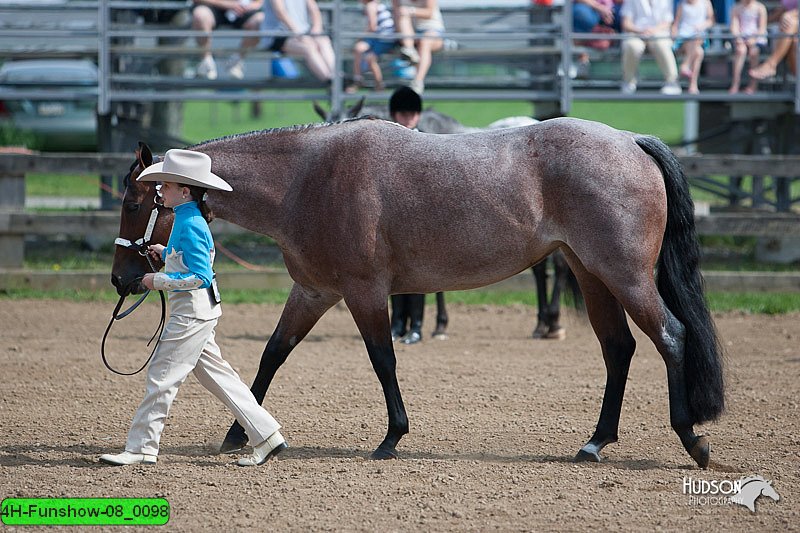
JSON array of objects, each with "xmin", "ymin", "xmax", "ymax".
[
  {"xmin": 729, "ymin": 0, "xmax": 768, "ymax": 94},
  {"xmin": 347, "ymin": 0, "xmax": 397, "ymax": 93},
  {"xmin": 671, "ymin": 0, "xmax": 715, "ymax": 94}
]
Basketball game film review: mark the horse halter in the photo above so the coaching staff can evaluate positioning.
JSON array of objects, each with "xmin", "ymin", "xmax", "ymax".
[
  {"xmin": 114, "ymin": 202, "xmax": 161, "ymax": 256},
  {"xmin": 102, "ymin": 193, "xmax": 167, "ymax": 376}
]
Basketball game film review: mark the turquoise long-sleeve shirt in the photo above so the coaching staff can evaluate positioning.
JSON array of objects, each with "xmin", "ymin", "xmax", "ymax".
[{"xmin": 153, "ymin": 201, "xmax": 215, "ymax": 291}]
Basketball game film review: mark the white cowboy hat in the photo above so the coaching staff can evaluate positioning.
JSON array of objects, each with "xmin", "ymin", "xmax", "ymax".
[{"xmin": 137, "ymin": 149, "xmax": 233, "ymax": 191}]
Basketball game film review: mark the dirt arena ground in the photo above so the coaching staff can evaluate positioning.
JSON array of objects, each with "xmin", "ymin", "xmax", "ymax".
[{"xmin": 1, "ymin": 300, "xmax": 798, "ymax": 531}]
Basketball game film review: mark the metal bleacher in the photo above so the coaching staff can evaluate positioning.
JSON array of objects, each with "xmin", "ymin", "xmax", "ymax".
[{"xmin": 0, "ymin": 0, "xmax": 798, "ymax": 116}]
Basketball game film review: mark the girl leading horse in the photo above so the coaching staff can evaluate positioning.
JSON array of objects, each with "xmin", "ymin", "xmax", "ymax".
[{"xmin": 112, "ymin": 117, "xmax": 724, "ymax": 468}]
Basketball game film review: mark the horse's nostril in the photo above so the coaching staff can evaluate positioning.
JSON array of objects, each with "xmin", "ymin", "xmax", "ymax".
[{"xmin": 111, "ymin": 274, "xmax": 121, "ymax": 289}]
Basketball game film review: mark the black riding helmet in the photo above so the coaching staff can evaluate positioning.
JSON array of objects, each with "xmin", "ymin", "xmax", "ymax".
[{"xmin": 389, "ymin": 86, "xmax": 422, "ymax": 114}]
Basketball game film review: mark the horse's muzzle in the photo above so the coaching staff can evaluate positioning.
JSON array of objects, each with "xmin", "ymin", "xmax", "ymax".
[{"xmin": 111, "ymin": 274, "xmax": 146, "ymax": 297}]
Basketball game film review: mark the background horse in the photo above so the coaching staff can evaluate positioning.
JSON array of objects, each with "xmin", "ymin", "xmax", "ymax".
[
  {"xmin": 316, "ymin": 100, "xmax": 578, "ymax": 340},
  {"xmin": 112, "ymin": 117, "xmax": 724, "ymax": 468}
]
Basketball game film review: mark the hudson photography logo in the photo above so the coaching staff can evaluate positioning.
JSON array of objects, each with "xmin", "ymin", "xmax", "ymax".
[{"xmin": 683, "ymin": 475, "xmax": 781, "ymax": 512}]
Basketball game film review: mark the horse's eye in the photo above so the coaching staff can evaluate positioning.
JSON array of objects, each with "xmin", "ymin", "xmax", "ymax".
[{"xmin": 124, "ymin": 202, "xmax": 140, "ymax": 213}]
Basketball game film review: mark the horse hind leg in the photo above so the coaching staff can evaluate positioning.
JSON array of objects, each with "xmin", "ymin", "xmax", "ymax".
[
  {"xmin": 431, "ymin": 292, "xmax": 448, "ymax": 339},
  {"xmin": 220, "ymin": 284, "xmax": 341, "ymax": 453},
  {"xmin": 604, "ymin": 275, "xmax": 711, "ymax": 468},
  {"xmin": 570, "ymin": 271, "xmax": 637, "ymax": 462}
]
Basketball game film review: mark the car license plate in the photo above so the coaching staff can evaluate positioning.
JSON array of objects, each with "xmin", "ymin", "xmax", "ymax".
[{"xmin": 37, "ymin": 102, "xmax": 65, "ymax": 116}]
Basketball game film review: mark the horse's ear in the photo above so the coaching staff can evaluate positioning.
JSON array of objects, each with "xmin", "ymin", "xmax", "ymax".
[
  {"xmin": 137, "ymin": 142, "xmax": 153, "ymax": 168},
  {"xmin": 348, "ymin": 96, "xmax": 365, "ymax": 118},
  {"xmin": 312, "ymin": 101, "xmax": 328, "ymax": 121}
]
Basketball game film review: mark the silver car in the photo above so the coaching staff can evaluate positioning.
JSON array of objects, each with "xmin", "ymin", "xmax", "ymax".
[{"xmin": 0, "ymin": 59, "xmax": 98, "ymax": 151}]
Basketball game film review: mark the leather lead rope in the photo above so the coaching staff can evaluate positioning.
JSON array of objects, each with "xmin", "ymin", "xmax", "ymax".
[
  {"xmin": 103, "ymin": 221, "xmax": 166, "ymax": 376},
  {"xmin": 101, "ymin": 289, "xmax": 166, "ymax": 376}
]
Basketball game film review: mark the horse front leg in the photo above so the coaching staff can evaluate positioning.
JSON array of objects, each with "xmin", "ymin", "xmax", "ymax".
[
  {"xmin": 220, "ymin": 283, "xmax": 341, "ymax": 453},
  {"xmin": 432, "ymin": 292, "xmax": 448, "ymax": 339},
  {"xmin": 345, "ymin": 290, "xmax": 408, "ymax": 459}
]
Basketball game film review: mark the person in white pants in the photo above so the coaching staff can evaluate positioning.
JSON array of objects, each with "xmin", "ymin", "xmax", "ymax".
[
  {"xmin": 620, "ymin": 0, "xmax": 682, "ymax": 95},
  {"xmin": 100, "ymin": 149, "xmax": 286, "ymax": 467}
]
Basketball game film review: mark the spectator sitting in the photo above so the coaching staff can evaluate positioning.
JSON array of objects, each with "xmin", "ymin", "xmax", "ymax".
[
  {"xmin": 573, "ymin": 0, "xmax": 622, "ymax": 78},
  {"xmin": 392, "ymin": 0, "xmax": 446, "ymax": 94},
  {"xmin": 620, "ymin": 0, "xmax": 683, "ymax": 95},
  {"xmin": 671, "ymin": 0, "xmax": 715, "ymax": 94},
  {"xmin": 192, "ymin": 1, "xmax": 265, "ymax": 80},
  {"xmin": 749, "ymin": 0, "xmax": 798, "ymax": 80},
  {"xmin": 347, "ymin": 0, "xmax": 396, "ymax": 93},
  {"xmin": 729, "ymin": 0, "xmax": 768, "ymax": 94},
  {"xmin": 261, "ymin": 0, "xmax": 335, "ymax": 82}
]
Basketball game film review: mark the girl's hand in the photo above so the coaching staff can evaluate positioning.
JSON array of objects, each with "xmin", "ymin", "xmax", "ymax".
[
  {"xmin": 147, "ymin": 244, "xmax": 164, "ymax": 262},
  {"xmin": 141, "ymin": 273, "xmax": 156, "ymax": 290}
]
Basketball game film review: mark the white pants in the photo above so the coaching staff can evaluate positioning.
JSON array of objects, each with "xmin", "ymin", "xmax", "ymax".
[
  {"xmin": 125, "ymin": 314, "xmax": 280, "ymax": 455},
  {"xmin": 621, "ymin": 36, "xmax": 678, "ymax": 84}
]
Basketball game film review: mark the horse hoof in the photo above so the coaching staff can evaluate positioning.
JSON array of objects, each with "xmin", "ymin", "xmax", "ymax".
[
  {"xmin": 545, "ymin": 327, "xmax": 566, "ymax": 340},
  {"xmin": 432, "ymin": 332, "xmax": 448, "ymax": 341},
  {"xmin": 532, "ymin": 325, "xmax": 548, "ymax": 339},
  {"xmin": 575, "ymin": 448, "xmax": 602, "ymax": 463},
  {"xmin": 220, "ymin": 439, "xmax": 247, "ymax": 454},
  {"xmin": 220, "ymin": 428, "xmax": 248, "ymax": 454},
  {"xmin": 369, "ymin": 447, "xmax": 398, "ymax": 460},
  {"xmin": 690, "ymin": 436, "xmax": 710, "ymax": 469}
]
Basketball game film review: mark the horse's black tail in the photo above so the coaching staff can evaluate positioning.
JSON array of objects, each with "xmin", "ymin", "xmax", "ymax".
[{"xmin": 634, "ymin": 135, "xmax": 725, "ymax": 425}]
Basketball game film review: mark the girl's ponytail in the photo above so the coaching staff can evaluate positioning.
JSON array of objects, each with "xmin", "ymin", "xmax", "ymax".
[{"xmin": 188, "ymin": 185, "xmax": 215, "ymax": 223}]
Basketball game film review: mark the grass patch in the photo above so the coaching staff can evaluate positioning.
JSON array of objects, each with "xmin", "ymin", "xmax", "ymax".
[
  {"xmin": 707, "ymin": 292, "xmax": 800, "ymax": 314},
  {"xmin": 26, "ymin": 173, "xmax": 99, "ymax": 197},
  {"xmin": 2, "ymin": 288, "xmax": 797, "ymax": 314},
  {"xmin": 568, "ymin": 101, "xmax": 684, "ymax": 144},
  {"xmin": 179, "ymin": 100, "xmax": 686, "ymax": 145}
]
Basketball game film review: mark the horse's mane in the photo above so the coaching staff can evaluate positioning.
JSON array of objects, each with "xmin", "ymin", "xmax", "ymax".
[{"xmin": 187, "ymin": 116, "xmax": 379, "ymax": 150}]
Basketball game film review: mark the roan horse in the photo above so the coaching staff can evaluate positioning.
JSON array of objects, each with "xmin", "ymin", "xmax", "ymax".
[
  {"xmin": 111, "ymin": 117, "xmax": 724, "ymax": 467},
  {"xmin": 316, "ymin": 99, "xmax": 577, "ymax": 340}
]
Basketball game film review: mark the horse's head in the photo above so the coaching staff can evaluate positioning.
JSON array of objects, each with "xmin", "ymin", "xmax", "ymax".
[{"xmin": 110, "ymin": 142, "xmax": 174, "ymax": 296}]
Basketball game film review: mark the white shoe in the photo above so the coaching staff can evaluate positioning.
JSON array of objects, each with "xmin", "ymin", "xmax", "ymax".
[
  {"xmin": 409, "ymin": 79, "xmax": 424, "ymax": 94},
  {"xmin": 196, "ymin": 56, "xmax": 218, "ymax": 80},
  {"xmin": 99, "ymin": 451, "xmax": 157, "ymax": 466},
  {"xmin": 621, "ymin": 81, "xmax": 637, "ymax": 95},
  {"xmin": 226, "ymin": 55, "xmax": 245, "ymax": 80},
  {"xmin": 660, "ymin": 82, "xmax": 682, "ymax": 95},
  {"xmin": 399, "ymin": 46, "xmax": 420, "ymax": 65},
  {"xmin": 237, "ymin": 431, "xmax": 287, "ymax": 466}
]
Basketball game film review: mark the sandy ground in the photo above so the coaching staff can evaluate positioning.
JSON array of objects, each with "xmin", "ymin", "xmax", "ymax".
[{"xmin": 1, "ymin": 300, "xmax": 798, "ymax": 531}]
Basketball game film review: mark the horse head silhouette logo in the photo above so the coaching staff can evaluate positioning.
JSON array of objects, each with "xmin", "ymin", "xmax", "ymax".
[{"xmin": 730, "ymin": 476, "xmax": 780, "ymax": 513}]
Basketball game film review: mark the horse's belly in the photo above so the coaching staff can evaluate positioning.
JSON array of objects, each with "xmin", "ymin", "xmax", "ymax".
[{"xmin": 390, "ymin": 238, "xmax": 550, "ymax": 294}]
